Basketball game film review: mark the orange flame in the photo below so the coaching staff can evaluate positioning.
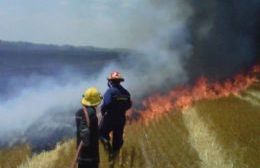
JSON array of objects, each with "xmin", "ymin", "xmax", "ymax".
[{"xmin": 128, "ymin": 65, "xmax": 260, "ymax": 125}]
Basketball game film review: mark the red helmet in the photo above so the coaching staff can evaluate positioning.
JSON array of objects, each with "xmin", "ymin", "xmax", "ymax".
[{"xmin": 107, "ymin": 71, "xmax": 125, "ymax": 82}]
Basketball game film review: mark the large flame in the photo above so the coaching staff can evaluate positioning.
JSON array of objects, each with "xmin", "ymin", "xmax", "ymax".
[{"xmin": 128, "ymin": 65, "xmax": 260, "ymax": 125}]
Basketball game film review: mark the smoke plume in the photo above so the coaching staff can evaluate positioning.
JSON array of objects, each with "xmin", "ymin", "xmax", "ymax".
[
  {"xmin": 185, "ymin": 0, "xmax": 260, "ymax": 80},
  {"xmin": 0, "ymin": 0, "xmax": 259, "ymax": 148}
]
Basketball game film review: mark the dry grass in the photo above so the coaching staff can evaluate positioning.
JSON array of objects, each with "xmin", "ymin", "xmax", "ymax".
[
  {"xmin": 18, "ymin": 140, "xmax": 75, "ymax": 168},
  {"xmin": 1, "ymin": 84, "xmax": 260, "ymax": 168},
  {"xmin": 0, "ymin": 145, "xmax": 31, "ymax": 168}
]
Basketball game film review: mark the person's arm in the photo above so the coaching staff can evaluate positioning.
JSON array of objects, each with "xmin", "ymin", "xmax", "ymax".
[
  {"xmin": 126, "ymin": 91, "xmax": 132, "ymax": 110},
  {"xmin": 128, "ymin": 98, "xmax": 132, "ymax": 110},
  {"xmin": 79, "ymin": 112, "xmax": 90, "ymax": 146},
  {"xmin": 101, "ymin": 89, "xmax": 113, "ymax": 115},
  {"xmin": 75, "ymin": 110, "xmax": 82, "ymax": 148}
]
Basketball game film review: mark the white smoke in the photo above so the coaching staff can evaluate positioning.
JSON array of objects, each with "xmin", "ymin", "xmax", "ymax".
[
  {"xmin": 0, "ymin": 0, "xmax": 193, "ymax": 140},
  {"xmin": 0, "ymin": 65, "xmax": 117, "ymax": 136}
]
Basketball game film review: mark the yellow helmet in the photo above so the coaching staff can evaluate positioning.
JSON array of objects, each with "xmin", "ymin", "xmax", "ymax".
[{"xmin": 81, "ymin": 87, "xmax": 102, "ymax": 106}]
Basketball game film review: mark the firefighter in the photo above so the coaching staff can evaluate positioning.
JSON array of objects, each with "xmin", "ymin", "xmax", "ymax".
[
  {"xmin": 75, "ymin": 87, "xmax": 102, "ymax": 168},
  {"xmin": 99, "ymin": 71, "xmax": 132, "ymax": 160}
]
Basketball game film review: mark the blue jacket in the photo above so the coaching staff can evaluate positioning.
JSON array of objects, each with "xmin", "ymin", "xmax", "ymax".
[{"xmin": 101, "ymin": 83, "xmax": 132, "ymax": 121}]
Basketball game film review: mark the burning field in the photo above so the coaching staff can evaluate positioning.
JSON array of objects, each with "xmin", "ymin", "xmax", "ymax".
[
  {"xmin": 1, "ymin": 0, "xmax": 260, "ymax": 167},
  {"xmin": 135, "ymin": 65, "xmax": 260, "ymax": 125},
  {"xmin": 2, "ymin": 65, "xmax": 259, "ymax": 168}
]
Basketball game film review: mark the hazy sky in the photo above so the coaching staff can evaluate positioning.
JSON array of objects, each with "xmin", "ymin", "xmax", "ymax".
[{"xmin": 0, "ymin": 0, "xmax": 177, "ymax": 48}]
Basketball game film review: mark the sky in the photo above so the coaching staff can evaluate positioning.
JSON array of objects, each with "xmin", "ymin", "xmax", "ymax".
[{"xmin": 0, "ymin": 0, "xmax": 178, "ymax": 48}]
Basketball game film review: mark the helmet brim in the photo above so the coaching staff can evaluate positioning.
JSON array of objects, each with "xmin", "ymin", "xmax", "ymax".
[
  {"xmin": 107, "ymin": 78, "xmax": 125, "ymax": 82},
  {"xmin": 81, "ymin": 98, "xmax": 102, "ymax": 107}
]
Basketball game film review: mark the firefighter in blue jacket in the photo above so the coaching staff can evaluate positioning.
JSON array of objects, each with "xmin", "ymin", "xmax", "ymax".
[{"xmin": 99, "ymin": 71, "xmax": 132, "ymax": 160}]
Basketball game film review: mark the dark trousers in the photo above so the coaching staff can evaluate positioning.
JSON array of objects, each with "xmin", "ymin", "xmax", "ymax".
[
  {"xmin": 78, "ymin": 161, "xmax": 98, "ymax": 168},
  {"xmin": 99, "ymin": 117, "xmax": 125, "ymax": 151}
]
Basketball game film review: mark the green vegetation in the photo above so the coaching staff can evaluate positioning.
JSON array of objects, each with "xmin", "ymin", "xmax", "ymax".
[{"xmin": 1, "ymin": 84, "xmax": 260, "ymax": 168}]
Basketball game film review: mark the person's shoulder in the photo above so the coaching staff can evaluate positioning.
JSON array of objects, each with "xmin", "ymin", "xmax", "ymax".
[
  {"xmin": 76, "ymin": 108, "xmax": 83, "ymax": 116},
  {"xmin": 106, "ymin": 87, "xmax": 117, "ymax": 94},
  {"xmin": 120, "ymin": 85, "xmax": 130, "ymax": 95},
  {"xmin": 105, "ymin": 87, "xmax": 113, "ymax": 93}
]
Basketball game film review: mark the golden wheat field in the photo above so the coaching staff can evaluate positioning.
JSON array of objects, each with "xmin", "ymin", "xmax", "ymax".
[{"xmin": 1, "ymin": 84, "xmax": 260, "ymax": 168}]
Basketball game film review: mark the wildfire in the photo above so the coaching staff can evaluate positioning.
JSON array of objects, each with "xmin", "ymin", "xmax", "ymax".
[{"xmin": 128, "ymin": 65, "xmax": 260, "ymax": 125}]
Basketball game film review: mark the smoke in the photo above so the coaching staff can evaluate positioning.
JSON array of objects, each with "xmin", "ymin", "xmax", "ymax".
[
  {"xmin": 185, "ymin": 0, "xmax": 260, "ymax": 80},
  {"xmin": 0, "ymin": 65, "xmax": 117, "ymax": 136},
  {"xmin": 105, "ymin": 0, "xmax": 193, "ymax": 97},
  {"xmin": 1, "ymin": 0, "xmax": 192, "ymax": 134},
  {"xmin": 0, "ymin": 0, "xmax": 259, "ymax": 147}
]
